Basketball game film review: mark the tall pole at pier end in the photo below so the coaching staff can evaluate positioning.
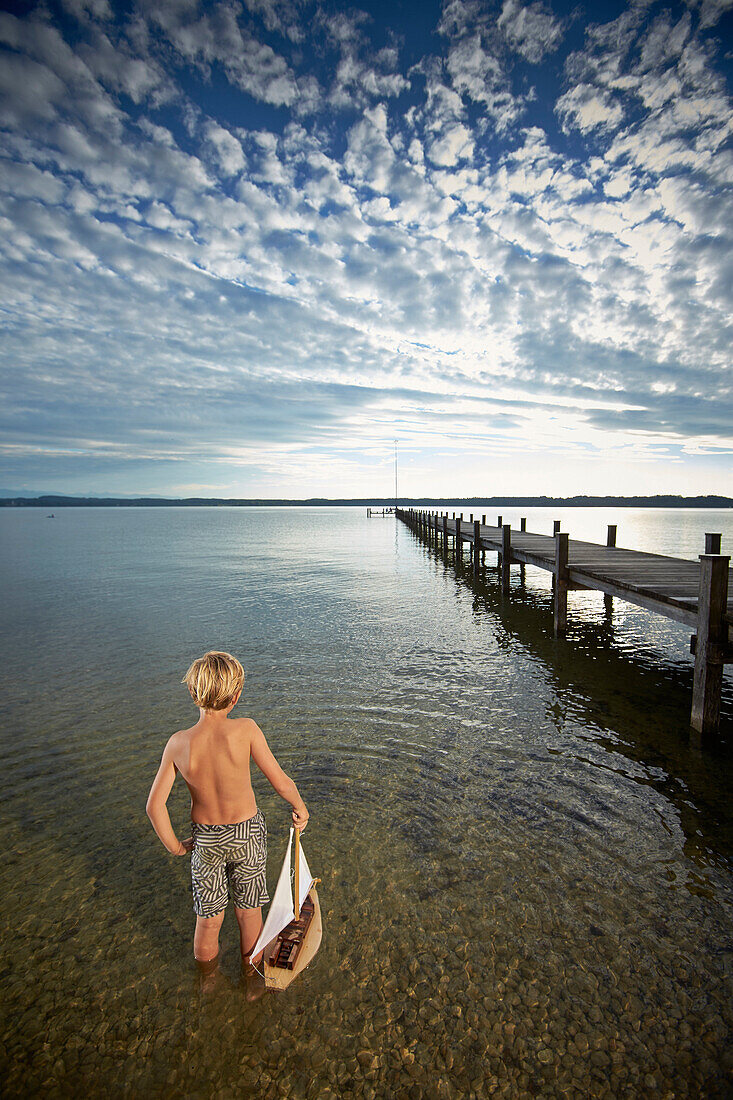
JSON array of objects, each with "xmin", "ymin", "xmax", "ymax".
[{"xmin": 394, "ymin": 439, "xmax": 398, "ymax": 511}]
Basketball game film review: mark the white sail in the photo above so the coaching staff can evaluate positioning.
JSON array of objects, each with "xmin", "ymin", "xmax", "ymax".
[
  {"xmin": 250, "ymin": 829, "xmax": 315, "ymax": 963},
  {"xmin": 297, "ymin": 839, "xmax": 314, "ymax": 912}
]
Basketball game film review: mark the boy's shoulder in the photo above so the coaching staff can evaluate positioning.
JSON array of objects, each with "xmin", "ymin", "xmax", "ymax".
[
  {"xmin": 228, "ymin": 715, "xmax": 258, "ymax": 734},
  {"xmin": 166, "ymin": 725, "xmax": 194, "ymax": 750}
]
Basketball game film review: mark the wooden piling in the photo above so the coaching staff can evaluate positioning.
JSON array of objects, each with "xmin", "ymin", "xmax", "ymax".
[
  {"xmin": 502, "ymin": 524, "xmax": 511, "ymax": 594},
  {"xmin": 705, "ymin": 533, "xmax": 722, "ymax": 555},
  {"xmin": 553, "ymin": 520, "xmax": 561, "ymax": 535},
  {"xmin": 691, "ymin": 554, "xmax": 730, "ymax": 735},
  {"xmin": 554, "ymin": 532, "xmax": 569, "ymax": 636},
  {"xmin": 455, "ymin": 515, "xmax": 462, "ymax": 561},
  {"xmin": 442, "ymin": 513, "xmax": 448, "ymax": 556},
  {"xmin": 474, "ymin": 520, "xmax": 481, "ymax": 576},
  {"xmin": 605, "ymin": 527, "xmax": 617, "ymax": 614}
]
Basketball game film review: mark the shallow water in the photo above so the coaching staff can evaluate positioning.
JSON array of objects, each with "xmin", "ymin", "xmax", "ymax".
[{"xmin": 0, "ymin": 505, "xmax": 731, "ymax": 1099}]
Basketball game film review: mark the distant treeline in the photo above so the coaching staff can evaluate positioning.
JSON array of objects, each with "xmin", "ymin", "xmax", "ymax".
[{"xmin": 2, "ymin": 494, "xmax": 732, "ymax": 508}]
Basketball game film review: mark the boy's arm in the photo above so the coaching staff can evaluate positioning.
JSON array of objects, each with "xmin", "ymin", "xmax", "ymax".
[
  {"xmin": 146, "ymin": 738, "xmax": 190, "ymax": 855},
  {"xmin": 249, "ymin": 722, "xmax": 309, "ymax": 830}
]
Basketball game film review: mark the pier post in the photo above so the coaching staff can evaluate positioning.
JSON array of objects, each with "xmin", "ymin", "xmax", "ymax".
[
  {"xmin": 553, "ymin": 520, "xmax": 561, "ymax": 535},
  {"xmin": 474, "ymin": 520, "xmax": 481, "ymax": 576},
  {"xmin": 705, "ymin": 533, "xmax": 722, "ymax": 554},
  {"xmin": 502, "ymin": 525, "xmax": 511, "ymax": 594},
  {"xmin": 481, "ymin": 516, "xmax": 486, "ymax": 562},
  {"xmin": 691, "ymin": 554, "xmax": 729, "ymax": 736},
  {"xmin": 519, "ymin": 518, "xmax": 526, "ymax": 585},
  {"xmin": 455, "ymin": 515, "xmax": 461, "ymax": 562},
  {"xmin": 605, "ymin": 526, "xmax": 617, "ymax": 615},
  {"xmin": 554, "ymin": 532, "xmax": 569, "ymax": 636},
  {"xmin": 442, "ymin": 513, "xmax": 448, "ymax": 557},
  {"xmin": 520, "ymin": 518, "xmax": 526, "ymax": 531},
  {"xmin": 497, "ymin": 516, "xmax": 503, "ymax": 568}
]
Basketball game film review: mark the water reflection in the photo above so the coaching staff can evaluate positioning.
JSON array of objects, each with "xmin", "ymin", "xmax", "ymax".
[{"xmin": 417, "ymin": 532, "xmax": 733, "ymax": 884}]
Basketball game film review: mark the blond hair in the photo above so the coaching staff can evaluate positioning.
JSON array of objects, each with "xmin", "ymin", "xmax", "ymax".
[{"xmin": 183, "ymin": 651, "xmax": 244, "ymax": 711}]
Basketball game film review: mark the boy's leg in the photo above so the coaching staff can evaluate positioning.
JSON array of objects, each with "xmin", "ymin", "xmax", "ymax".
[
  {"xmin": 194, "ymin": 910, "xmax": 226, "ymax": 962},
  {"xmin": 235, "ymin": 906, "xmax": 263, "ymax": 964}
]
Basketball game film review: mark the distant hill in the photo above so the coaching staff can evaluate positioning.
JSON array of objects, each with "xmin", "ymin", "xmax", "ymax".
[
  {"xmin": 0, "ymin": 489, "xmax": 56, "ymax": 498},
  {"xmin": 0, "ymin": 489, "xmax": 167, "ymax": 499},
  {"xmin": 1, "ymin": 494, "xmax": 731, "ymax": 508}
]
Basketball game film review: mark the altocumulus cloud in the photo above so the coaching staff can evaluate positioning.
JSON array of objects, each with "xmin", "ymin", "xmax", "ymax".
[{"xmin": 0, "ymin": 0, "xmax": 732, "ymax": 496}]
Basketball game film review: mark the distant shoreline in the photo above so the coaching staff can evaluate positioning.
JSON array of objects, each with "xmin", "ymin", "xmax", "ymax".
[{"xmin": 2, "ymin": 494, "xmax": 732, "ymax": 509}]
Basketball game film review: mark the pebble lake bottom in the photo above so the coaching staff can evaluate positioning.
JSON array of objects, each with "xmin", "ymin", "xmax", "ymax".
[{"xmin": 0, "ymin": 506, "xmax": 731, "ymax": 1100}]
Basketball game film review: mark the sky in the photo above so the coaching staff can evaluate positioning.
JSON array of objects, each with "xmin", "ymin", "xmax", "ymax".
[{"xmin": 1, "ymin": 0, "xmax": 732, "ymax": 499}]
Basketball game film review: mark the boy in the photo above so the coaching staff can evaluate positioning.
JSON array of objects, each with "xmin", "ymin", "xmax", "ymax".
[{"xmin": 146, "ymin": 650, "xmax": 309, "ymax": 978}]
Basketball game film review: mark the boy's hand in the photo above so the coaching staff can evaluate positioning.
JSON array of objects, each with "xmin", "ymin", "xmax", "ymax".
[
  {"xmin": 292, "ymin": 807, "xmax": 309, "ymax": 832},
  {"xmin": 178, "ymin": 837, "xmax": 193, "ymax": 855}
]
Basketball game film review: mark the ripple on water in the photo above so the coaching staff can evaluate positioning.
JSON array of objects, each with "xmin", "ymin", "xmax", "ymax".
[{"xmin": 0, "ymin": 507, "xmax": 732, "ymax": 1098}]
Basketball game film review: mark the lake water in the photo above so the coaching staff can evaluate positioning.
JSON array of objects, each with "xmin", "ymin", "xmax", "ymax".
[{"xmin": 0, "ymin": 506, "xmax": 731, "ymax": 1099}]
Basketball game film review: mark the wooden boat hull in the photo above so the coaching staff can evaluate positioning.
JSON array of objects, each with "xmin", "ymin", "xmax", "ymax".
[{"xmin": 263, "ymin": 885, "xmax": 322, "ymax": 991}]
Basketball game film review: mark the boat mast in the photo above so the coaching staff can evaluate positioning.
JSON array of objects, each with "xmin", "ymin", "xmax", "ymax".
[{"xmin": 294, "ymin": 827, "xmax": 300, "ymax": 920}]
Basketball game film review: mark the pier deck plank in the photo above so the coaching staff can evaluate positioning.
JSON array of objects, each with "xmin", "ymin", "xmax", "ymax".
[{"xmin": 433, "ymin": 516, "xmax": 733, "ymax": 633}]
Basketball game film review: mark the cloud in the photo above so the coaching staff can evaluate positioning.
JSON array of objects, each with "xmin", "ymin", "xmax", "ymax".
[
  {"xmin": 497, "ymin": 0, "xmax": 563, "ymax": 64},
  {"xmin": 428, "ymin": 123, "xmax": 474, "ymax": 166},
  {"xmin": 0, "ymin": 0, "xmax": 731, "ymax": 496},
  {"xmin": 555, "ymin": 83, "xmax": 625, "ymax": 133},
  {"xmin": 204, "ymin": 121, "xmax": 246, "ymax": 176},
  {"xmin": 697, "ymin": 0, "xmax": 733, "ymax": 30},
  {"xmin": 147, "ymin": 0, "xmax": 301, "ymax": 107}
]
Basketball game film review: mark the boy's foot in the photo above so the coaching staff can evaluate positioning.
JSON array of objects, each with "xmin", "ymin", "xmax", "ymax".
[
  {"xmin": 195, "ymin": 953, "xmax": 224, "ymax": 997},
  {"xmin": 241, "ymin": 960, "xmax": 266, "ymax": 1002}
]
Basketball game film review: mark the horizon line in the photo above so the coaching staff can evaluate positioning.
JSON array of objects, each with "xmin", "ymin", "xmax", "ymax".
[{"xmin": 2, "ymin": 493, "xmax": 732, "ymax": 508}]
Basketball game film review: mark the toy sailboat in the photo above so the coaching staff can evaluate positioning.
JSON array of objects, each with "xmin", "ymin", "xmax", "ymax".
[{"xmin": 250, "ymin": 828, "xmax": 322, "ymax": 991}]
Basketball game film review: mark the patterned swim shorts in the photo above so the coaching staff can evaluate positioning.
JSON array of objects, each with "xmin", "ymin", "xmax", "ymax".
[{"xmin": 190, "ymin": 809, "xmax": 269, "ymax": 918}]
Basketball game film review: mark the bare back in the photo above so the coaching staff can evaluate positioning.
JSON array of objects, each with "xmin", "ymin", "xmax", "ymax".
[{"xmin": 171, "ymin": 715, "xmax": 258, "ymax": 824}]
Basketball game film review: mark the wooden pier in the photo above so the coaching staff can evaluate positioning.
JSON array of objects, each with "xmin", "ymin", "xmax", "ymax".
[{"xmin": 397, "ymin": 508, "xmax": 733, "ymax": 738}]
